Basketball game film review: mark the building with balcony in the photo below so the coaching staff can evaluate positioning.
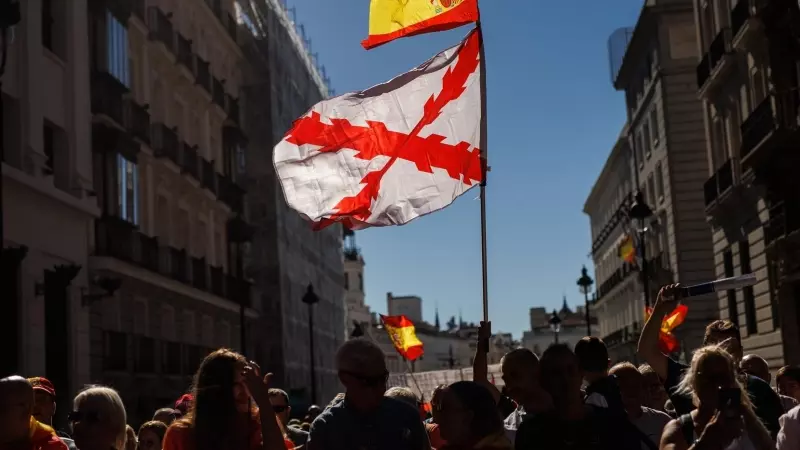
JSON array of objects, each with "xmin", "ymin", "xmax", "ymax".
[
  {"xmin": 583, "ymin": 128, "xmax": 647, "ymax": 362},
  {"xmin": 343, "ymin": 231, "xmax": 371, "ymax": 339},
  {"xmin": 85, "ymin": 0, "xmax": 255, "ymax": 424},
  {"xmin": 693, "ymin": 0, "xmax": 800, "ymax": 368},
  {"xmin": 1, "ymin": 0, "xmax": 99, "ymax": 423},
  {"xmin": 521, "ymin": 299, "xmax": 599, "ymax": 356},
  {"xmin": 236, "ymin": 0, "xmax": 345, "ymax": 406},
  {"xmin": 605, "ymin": 0, "xmax": 718, "ymax": 358}
]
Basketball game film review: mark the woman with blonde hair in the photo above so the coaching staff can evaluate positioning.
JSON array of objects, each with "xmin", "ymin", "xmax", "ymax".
[
  {"xmin": 659, "ymin": 345, "xmax": 773, "ymax": 450},
  {"xmin": 69, "ymin": 386, "xmax": 127, "ymax": 450},
  {"xmin": 161, "ymin": 348, "xmax": 291, "ymax": 450}
]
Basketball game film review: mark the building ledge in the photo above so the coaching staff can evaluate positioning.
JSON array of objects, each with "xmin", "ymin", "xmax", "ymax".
[{"xmin": 2, "ymin": 163, "xmax": 101, "ymax": 218}]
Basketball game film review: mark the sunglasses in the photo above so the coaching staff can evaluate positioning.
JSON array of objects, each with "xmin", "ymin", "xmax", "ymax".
[
  {"xmin": 68, "ymin": 411, "xmax": 101, "ymax": 423},
  {"xmin": 342, "ymin": 370, "xmax": 389, "ymax": 387},
  {"xmin": 272, "ymin": 405, "xmax": 289, "ymax": 413}
]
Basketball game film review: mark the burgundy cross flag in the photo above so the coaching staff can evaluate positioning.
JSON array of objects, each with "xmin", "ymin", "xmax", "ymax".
[{"xmin": 274, "ymin": 28, "xmax": 483, "ymax": 230}]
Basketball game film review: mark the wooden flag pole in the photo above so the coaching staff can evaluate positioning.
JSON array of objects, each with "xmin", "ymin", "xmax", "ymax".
[
  {"xmin": 477, "ymin": 17, "xmax": 489, "ymax": 324},
  {"xmin": 404, "ymin": 358, "xmax": 425, "ymax": 401}
]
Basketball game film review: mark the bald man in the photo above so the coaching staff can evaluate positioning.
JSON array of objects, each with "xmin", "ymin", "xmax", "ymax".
[
  {"xmin": 0, "ymin": 376, "xmax": 67, "ymax": 450},
  {"xmin": 306, "ymin": 339, "xmax": 429, "ymax": 450},
  {"xmin": 742, "ymin": 355, "xmax": 799, "ymax": 412}
]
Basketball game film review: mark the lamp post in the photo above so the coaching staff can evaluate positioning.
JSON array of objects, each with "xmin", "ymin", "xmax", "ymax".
[
  {"xmin": 549, "ymin": 309, "xmax": 562, "ymax": 344},
  {"xmin": 577, "ymin": 266, "xmax": 594, "ymax": 337},
  {"xmin": 302, "ymin": 284, "xmax": 320, "ymax": 405},
  {"xmin": 629, "ymin": 191, "xmax": 654, "ymax": 308}
]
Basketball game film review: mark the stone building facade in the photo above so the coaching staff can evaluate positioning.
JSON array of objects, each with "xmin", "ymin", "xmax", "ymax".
[
  {"xmin": 237, "ymin": 0, "xmax": 345, "ymax": 406},
  {"xmin": 694, "ymin": 0, "xmax": 800, "ymax": 368}
]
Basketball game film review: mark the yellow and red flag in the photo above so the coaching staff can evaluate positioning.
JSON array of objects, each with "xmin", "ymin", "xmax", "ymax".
[
  {"xmin": 644, "ymin": 304, "xmax": 688, "ymax": 354},
  {"xmin": 381, "ymin": 314, "xmax": 425, "ymax": 361},
  {"xmin": 619, "ymin": 234, "xmax": 636, "ymax": 263},
  {"xmin": 362, "ymin": 0, "xmax": 480, "ymax": 50}
]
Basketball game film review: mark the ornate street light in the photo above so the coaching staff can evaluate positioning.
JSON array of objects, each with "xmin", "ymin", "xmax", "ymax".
[
  {"xmin": 302, "ymin": 284, "xmax": 320, "ymax": 404},
  {"xmin": 577, "ymin": 266, "xmax": 594, "ymax": 337},
  {"xmin": 628, "ymin": 191, "xmax": 654, "ymax": 308},
  {"xmin": 549, "ymin": 309, "xmax": 562, "ymax": 344}
]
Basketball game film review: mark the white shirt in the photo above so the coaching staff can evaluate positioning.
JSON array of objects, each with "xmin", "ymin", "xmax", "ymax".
[{"xmin": 778, "ymin": 404, "xmax": 800, "ymax": 450}]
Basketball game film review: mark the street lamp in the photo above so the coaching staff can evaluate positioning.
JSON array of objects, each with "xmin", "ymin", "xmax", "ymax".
[
  {"xmin": 549, "ymin": 309, "xmax": 562, "ymax": 344},
  {"xmin": 629, "ymin": 191, "xmax": 654, "ymax": 308},
  {"xmin": 576, "ymin": 266, "xmax": 594, "ymax": 337},
  {"xmin": 302, "ymin": 284, "xmax": 320, "ymax": 405}
]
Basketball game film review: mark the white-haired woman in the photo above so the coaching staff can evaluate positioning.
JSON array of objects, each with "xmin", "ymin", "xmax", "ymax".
[
  {"xmin": 659, "ymin": 345, "xmax": 773, "ymax": 450},
  {"xmin": 69, "ymin": 386, "xmax": 128, "ymax": 450}
]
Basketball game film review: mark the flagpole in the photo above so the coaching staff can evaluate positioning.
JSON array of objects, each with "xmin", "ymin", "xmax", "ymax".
[
  {"xmin": 477, "ymin": 17, "xmax": 489, "ymax": 324},
  {"xmin": 404, "ymin": 359, "xmax": 425, "ymax": 401}
]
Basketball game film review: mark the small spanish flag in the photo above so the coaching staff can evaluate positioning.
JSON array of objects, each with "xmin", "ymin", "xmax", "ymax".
[
  {"xmin": 619, "ymin": 234, "xmax": 636, "ymax": 263},
  {"xmin": 644, "ymin": 305, "xmax": 688, "ymax": 354},
  {"xmin": 362, "ymin": 0, "xmax": 480, "ymax": 50},
  {"xmin": 381, "ymin": 314, "xmax": 425, "ymax": 361}
]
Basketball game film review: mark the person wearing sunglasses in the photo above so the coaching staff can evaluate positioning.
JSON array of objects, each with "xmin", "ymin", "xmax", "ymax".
[
  {"xmin": 0, "ymin": 376, "xmax": 68, "ymax": 450},
  {"xmin": 69, "ymin": 386, "xmax": 128, "ymax": 450},
  {"xmin": 269, "ymin": 389, "xmax": 308, "ymax": 448},
  {"xmin": 306, "ymin": 339, "xmax": 429, "ymax": 450}
]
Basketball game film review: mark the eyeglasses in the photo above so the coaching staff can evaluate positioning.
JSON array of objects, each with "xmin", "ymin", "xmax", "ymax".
[
  {"xmin": 341, "ymin": 370, "xmax": 389, "ymax": 387},
  {"xmin": 68, "ymin": 411, "xmax": 101, "ymax": 423},
  {"xmin": 272, "ymin": 405, "xmax": 289, "ymax": 413}
]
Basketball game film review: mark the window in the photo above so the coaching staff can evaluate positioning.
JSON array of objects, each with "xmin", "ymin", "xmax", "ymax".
[
  {"xmin": 133, "ymin": 299, "xmax": 148, "ymax": 335},
  {"xmin": 712, "ymin": 117, "xmax": 727, "ymax": 167},
  {"xmin": 358, "ymin": 273, "xmax": 364, "ymax": 291},
  {"xmin": 643, "ymin": 122, "xmax": 652, "ymax": 157},
  {"xmin": 161, "ymin": 306, "xmax": 176, "ymax": 341},
  {"xmin": 106, "ymin": 11, "xmax": 130, "ymax": 87},
  {"xmin": 723, "ymin": 250, "xmax": 739, "ymax": 326},
  {"xmin": 117, "ymin": 154, "xmax": 139, "ymax": 225},
  {"xmin": 739, "ymin": 240, "xmax": 758, "ymax": 334},
  {"xmin": 635, "ymin": 131, "xmax": 644, "ymax": 168},
  {"xmin": 647, "ymin": 175, "xmax": 656, "ymax": 207},
  {"xmin": 344, "ymin": 273, "xmax": 349, "ymax": 290},
  {"xmin": 655, "ymin": 162, "xmax": 665, "ymax": 201},
  {"xmin": 650, "ymin": 108, "xmax": 660, "ymax": 144},
  {"xmin": 43, "ymin": 123, "xmax": 55, "ymax": 173}
]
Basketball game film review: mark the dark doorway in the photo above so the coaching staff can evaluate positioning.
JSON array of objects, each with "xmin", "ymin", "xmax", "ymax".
[
  {"xmin": 44, "ymin": 269, "xmax": 70, "ymax": 429},
  {"xmin": 0, "ymin": 247, "xmax": 26, "ymax": 378}
]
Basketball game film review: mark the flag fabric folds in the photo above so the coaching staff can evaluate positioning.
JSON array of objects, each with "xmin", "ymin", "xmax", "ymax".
[
  {"xmin": 362, "ymin": 0, "xmax": 480, "ymax": 50},
  {"xmin": 619, "ymin": 234, "xmax": 636, "ymax": 263},
  {"xmin": 274, "ymin": 28, "xmax": 483, "ymax": 230},
  {"xmin": 381, "ymin": 314, "xmax": 425, "ymax": 361},
  {"xmin": 644, "ymin": 304, "xmax": 688, "ymax": 354}
]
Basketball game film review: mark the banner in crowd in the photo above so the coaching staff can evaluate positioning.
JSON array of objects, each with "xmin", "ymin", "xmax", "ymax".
[{"xmin": 388, "ymin": 364, "xmax": 504, "ymax": 399}]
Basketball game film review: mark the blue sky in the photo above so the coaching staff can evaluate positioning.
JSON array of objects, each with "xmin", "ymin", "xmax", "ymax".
[{"xmin": 289, "ymin": 1, "xmax": 643, "ymax": 338}]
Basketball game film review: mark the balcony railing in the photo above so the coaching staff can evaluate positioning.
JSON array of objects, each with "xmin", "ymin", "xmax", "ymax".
[
  {"xmin": 201, "ymin": 159, "xmax": 217, "ymax": 194},
  {"xmin": 696, "ymin": 28, "xmax": 730, "ymax": 89},
  {"xmin": 161, "ymin": 341, "xmax": 182, "ymax": 374},
  {"xmin": 194, "ymin": 56, "xmax": 212, "ymax": 94},
  {"xmin": 91, "ymin": 71, "xmax": 127, "ymax": 125},
  {"xmin": 134, "ymin": 336, "xmax": 156, "ymax": 373},
  {"xmin": 210, "ymin": 266, "xmax": 225, "ymax": 297},
  {"xmin": 96, "ymin": 216, "xmax": 156, "ymax": 265},
  {"xmin": 764, "ymin": 202, "xmax": 800, "ymax": 246},
  {"xmin": 704, "ymin": 171, "xmax": 718, "ymax": 206},
  {"xmin": 219, "ymin": 176, "xmax": 244, "ymax": 212},
  {"xmin": 740, "ymin": 96, "xmax": 775, "ymax": 159},
  {"xmin": 227, "ymin": 275, "xmax": 251, "ymax": 307},
  {"xmin": 181, "ymin": 142, "xmax": 200, "ymax": 180},
  {"xmin": 138, "ymin": 233, "xmax": 160, "ymax": 272},
  {"xmin": 212, "ymin": 77, "xmax": 226, "ymax": 109},
  {"xmin": 148, "ymin": 7, "xmax": 175, "ymax": 54},
  {"xmin": 192, "ymin": 257, "xmax": 207, "ymax": 290},
  {"xmin": 731, "ymin": 0, "xmax": 751, "ymax": 37},
  {"xmin": 176, "ymin": 33, "xmax": 193, "ymax": 71},
  {"xmin": 596, "ymin": 263, "xmax": 636, "ymax": 301},
  {"xmin": 151, "ymin": 123, "xmax": 180, "ymax": 164},
  {"xmin": 125, "ymin": 100, "xmax": 150, "ymax": 143},
  {"xmin": 704, "ymin": 159, "xmax": 735, "ymax": 207},
  {"xmin": 168, "ymin": 247, "xmax": 188, "ymax": 283},
  {"xmin": 103, "ymin": 331, "xmax": 127, "ymax": 371}
]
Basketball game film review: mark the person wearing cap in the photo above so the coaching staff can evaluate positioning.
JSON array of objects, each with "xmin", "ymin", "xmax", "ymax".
[
  {"xmin": 28, "ymin": 377, "xmax": 77, "ymax": 450},
  {"xmin": 0, "ymin": 375, "xmax": 68, "ymax": 450}
]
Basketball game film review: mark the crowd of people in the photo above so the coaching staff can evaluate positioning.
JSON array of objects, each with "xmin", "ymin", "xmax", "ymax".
[{"xmin": 1, "ymin": 284, "xmax": 800, "ymax": 449}]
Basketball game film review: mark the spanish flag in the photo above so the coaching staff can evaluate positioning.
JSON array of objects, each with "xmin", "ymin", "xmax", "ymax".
[
  {"xmin": 644, "ymin": 304, "xmax": 688, "ymax": 354},
  {"xmin": 362, "ymin": 0, "xmax": 480, "ymax": 50},
  {"xmin": 619, "ymin": 234, "xmax": 636, "ymax": 263},
  {"xmin": 381, "ymin": 314, "xmax": 425, "ymax": 361}
]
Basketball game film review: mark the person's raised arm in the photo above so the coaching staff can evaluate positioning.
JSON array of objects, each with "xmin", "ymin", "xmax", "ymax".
[
  {"xmin": 243, "ymin": 362, "xmax": 288, "ymax": 450},
  {"xmin": 473, "ymin": 321, "xmax": 501, "ymax": 404},
  {"xmin": 638, "ymin": 284, "xmax": 681, "ymax": 381}
]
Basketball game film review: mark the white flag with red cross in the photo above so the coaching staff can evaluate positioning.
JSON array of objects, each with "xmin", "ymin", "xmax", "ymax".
[{"xmin": 274, "ymin": 28, "xmax": 484, "ymax": 230}]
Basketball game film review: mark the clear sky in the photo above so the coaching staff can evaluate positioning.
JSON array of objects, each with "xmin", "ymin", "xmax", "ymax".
[{"xmin": 288, "ymin": 1, "xmax": 644, "ymax": 338}]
